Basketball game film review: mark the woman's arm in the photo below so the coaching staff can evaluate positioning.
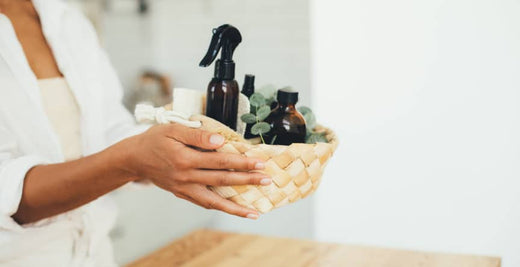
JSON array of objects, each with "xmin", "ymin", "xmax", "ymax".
[{"xmin": 13, "ymin": 123, "xmax": 269, "ymax": 224}]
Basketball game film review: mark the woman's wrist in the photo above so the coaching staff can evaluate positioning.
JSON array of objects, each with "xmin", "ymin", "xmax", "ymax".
[{"xmin": 103, "ymin": 137, "xmax": 140, "ymax": 183}]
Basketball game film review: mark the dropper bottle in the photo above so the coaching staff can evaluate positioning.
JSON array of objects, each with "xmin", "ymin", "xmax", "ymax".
[{"xmin": 264, "ymin": 88, "xmax": 307, "ymax": 145}]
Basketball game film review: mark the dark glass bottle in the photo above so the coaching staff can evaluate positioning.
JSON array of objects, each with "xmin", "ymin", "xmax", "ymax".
[
  {"xmin": 242, "ymin": 74, "xmax": 255, "ymax": 97},
  {"xmin": 242, "ymin": 74, "xmax": 257, "ymax": 139},
  {"xmin": 199, "ymin": 25, "xmax": 242, "ymax": 130},
  {"xmin": 206, "ymin": 75, "xmax": 239, "ymax": 130},
  {"xmin": 264, "ymin": 89, "xmax": 306, "ymax": 145}
]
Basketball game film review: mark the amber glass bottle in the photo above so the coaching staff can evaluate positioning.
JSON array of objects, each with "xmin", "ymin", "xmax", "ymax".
[
  {"xmin": 199, "ymin": 25, "xmax": 242, "ymax": 130},
  {"xmin": 264, "ymin": 89, "xmax": 307, "ymax": 145},
  {"xmin": 206, "ymin": 77, "xmax": 239, "ymax": 130}
]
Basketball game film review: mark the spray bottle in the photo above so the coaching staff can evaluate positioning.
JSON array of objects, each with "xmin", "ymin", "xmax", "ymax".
[{"xmin": 199, "ymin": 24, "xmax": 242, "ymax": 130}]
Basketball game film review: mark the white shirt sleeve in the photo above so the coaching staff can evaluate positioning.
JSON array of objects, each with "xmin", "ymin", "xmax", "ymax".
[{"xmin": 0, "ymin": 126, "xmax": 46, "ymax": 231}]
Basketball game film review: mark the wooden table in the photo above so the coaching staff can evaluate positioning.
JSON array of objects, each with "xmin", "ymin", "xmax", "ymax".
[{"xmin": 128, "ymin": 229, "xmax": 501, "ymax": 267}]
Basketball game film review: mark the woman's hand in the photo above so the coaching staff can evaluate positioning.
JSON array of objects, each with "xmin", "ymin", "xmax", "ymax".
[
  {"xmin": 13, "ymin": 122, "xmax": 268, "ymax": 224},
  {"xmin": 119, "ymin": 123, "xmax": 270, "ymax": 219}
]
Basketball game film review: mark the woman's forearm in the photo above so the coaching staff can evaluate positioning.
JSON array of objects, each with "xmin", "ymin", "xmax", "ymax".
[
  {"xmin": 12, "ymin": 141, "xmax": 135, "ymax": 224},
  {"xmin": 13, "ymin": 123, "xmax": 270, "ymax": 223}
]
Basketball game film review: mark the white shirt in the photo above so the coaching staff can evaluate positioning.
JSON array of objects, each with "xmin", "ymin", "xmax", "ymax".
[{"xmin": 0, "ymin": 0, "xmax": 148, "ymax": 265}]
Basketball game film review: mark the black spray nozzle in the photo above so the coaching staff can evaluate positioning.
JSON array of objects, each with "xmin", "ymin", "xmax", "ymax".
[{"xmin": 199, "ymin": 24, "xmax": 242, "ymax": 80}]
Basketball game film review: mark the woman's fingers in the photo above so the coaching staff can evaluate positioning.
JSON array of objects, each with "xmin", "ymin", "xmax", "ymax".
[
  {"xmin": 186, "ymin": 149, "xmax": 265, "ymax": 171},
  {"xmin": 162, "ymin": 123, "xmax": 266, "ymax": 171},
  {"xmin": 164, "ymin": 123, "xmax": 225, "ymax": 150},
  {"xmin": 183, "ymin": 169, "xmax": 271, "ymax": 186},
  {"xmin": 181, "ymin": 184, "xmax": 259, "ymax": 219}
]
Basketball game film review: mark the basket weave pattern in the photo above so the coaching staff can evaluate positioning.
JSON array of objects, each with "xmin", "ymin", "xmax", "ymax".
[{"xmin": 211, "ymin": 126, "xmax": 338, "ymax": 213}]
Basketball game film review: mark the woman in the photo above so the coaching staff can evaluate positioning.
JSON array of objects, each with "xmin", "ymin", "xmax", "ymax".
[{"xmin": 0, "ymin": 0, "xmax": 270, "ymax": 265}]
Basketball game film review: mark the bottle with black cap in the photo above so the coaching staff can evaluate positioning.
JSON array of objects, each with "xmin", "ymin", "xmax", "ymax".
[
  {"xmin": 264, "ymin": 88, "xmax": 307, "ymax": 145},
  {"xmin": 242, "ymin": 74, "xmax": 257, "ymax": 139},
  {"xmin": 199, "ymin": 24, "xmax": 242, "ymax": 130},
  {"xmin": 242, "ymin": 74, "xmax": 255, "ymax": 97}
]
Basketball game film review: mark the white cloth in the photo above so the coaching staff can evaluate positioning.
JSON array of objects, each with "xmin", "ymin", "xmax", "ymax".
[
  {"xmin": 135, "ymin": 104, "xmax": 201, "ymax": 128},
  {"xmin": 0, "ymin": 0, "xmax": 148, "ymax": 266},
  {"xmin": 135, "ymin": 88, "xmax": 250, "ymax": 136}
]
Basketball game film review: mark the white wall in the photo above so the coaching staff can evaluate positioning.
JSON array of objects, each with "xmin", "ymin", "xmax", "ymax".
[
  {"xmin": 97, "ymin": 0, "xmax": 312, "ymax": 264},
  {"xmin": 312, "ymin": 0, "xmax": 520, "ymax": 266},
  {"xmin": 102, "ymin": 0, "xmax": 312, "ymax": 106}
]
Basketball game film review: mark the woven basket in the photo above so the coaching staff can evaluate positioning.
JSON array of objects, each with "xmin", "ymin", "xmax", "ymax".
[
  {"xmin": 136, "ymin": 105, "xmax": 338, "ymax": 213},
  {"xmin": 210, "ymin": 125, "xmax": 338, "ymax": 213}
]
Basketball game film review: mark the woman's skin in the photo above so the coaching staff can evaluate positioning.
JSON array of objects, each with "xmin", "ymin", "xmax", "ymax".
[
  {"xmin": 1, "ymin": 0, "xmax": 270, "ymax": 224},
  {"xmin": 0, "ymin": 0, "xmax": 62, "ymax": 78}
]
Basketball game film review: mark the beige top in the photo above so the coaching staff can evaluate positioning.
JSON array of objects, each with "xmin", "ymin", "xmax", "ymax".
[{"xmin": 38, "ymin": 77, "xmax": 82, "ymax": 161}]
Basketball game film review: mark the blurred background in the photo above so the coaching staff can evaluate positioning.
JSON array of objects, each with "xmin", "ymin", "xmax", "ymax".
[
  {"xmin": 68, "ymin": 0, "xmax": 313, "ymax": 265},
  {"xmin": 69, "ymin": 0, "xmax": 520, "ymax": 266}
]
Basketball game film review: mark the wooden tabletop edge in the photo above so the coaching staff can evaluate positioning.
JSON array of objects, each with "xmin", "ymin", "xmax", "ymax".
[{"xmin": 127, "ymin": 229, "xmax": 502, "ymax": 267}]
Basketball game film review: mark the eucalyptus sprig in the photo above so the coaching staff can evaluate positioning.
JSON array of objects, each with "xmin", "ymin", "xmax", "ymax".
[
  {"xmin": 240, "ymin": 93, "xmax": 271, "ymax": 144},
  {"xmin": 298, "ymin": 106, "xmax": 328, "ymax": 144},
  {"xmin": 243, "ymin": 85, "xmax": 329, "ymax": 145}
]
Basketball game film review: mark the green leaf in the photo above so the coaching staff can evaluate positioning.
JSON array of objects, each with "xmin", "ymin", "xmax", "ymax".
[
  {"xmin": 256, "ymin": 106, "xmax": 271, "ymax": 121},
  {"xmin": 297, "ymin": 106, "xmax": 316, "ymax": 129},
  {"xmin": 265, "ymin": 97, "xmax": 276, "ymax": 108},
  {"xmin": 249, "ymin": 93, "xmax": 266, "ymax": 108},
  {"xmin": 257, "ymin": 84, "xmax": 277, "ymax": 99},
  {"xmin": 251, "ymin": 122, "xmax": 271, "ymax": 135},
  {"xmin": 303, "ymin": 112, "xmax": 317, "ymax": 130},
  {"xmin": 306, "ymin": 133, "xmax": 328, "ymax": 144},
  {"xmin": 249, "ymin": 105, "xmax": 256, "ymax": 115},
  {"xmin": 240, "ymin": 113, "xmax": 257, "ymax": 124}
]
